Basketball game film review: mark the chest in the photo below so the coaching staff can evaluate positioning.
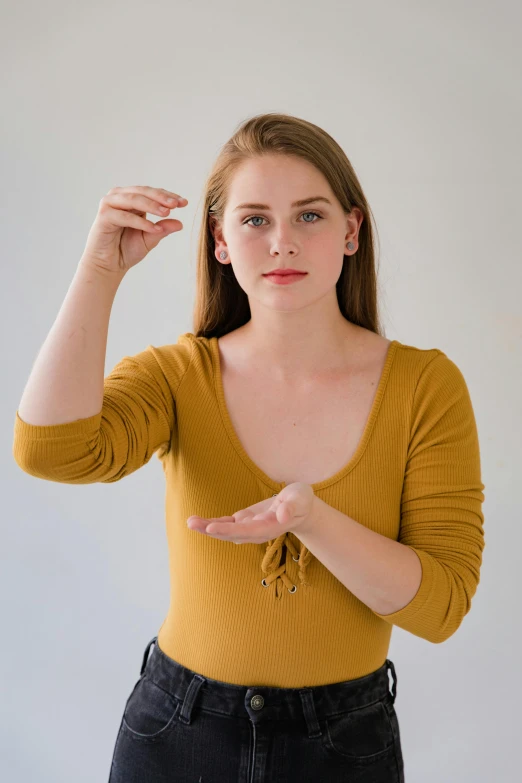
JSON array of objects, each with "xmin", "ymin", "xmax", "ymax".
[{"xmin": 219, "ymin": 346, "xmax": 391, "ymax": 486}]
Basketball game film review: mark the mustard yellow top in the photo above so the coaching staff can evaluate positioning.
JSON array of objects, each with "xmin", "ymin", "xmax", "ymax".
[{"xmin": 13, "ymin": 333, "xmax": 486, "ymax": 687}]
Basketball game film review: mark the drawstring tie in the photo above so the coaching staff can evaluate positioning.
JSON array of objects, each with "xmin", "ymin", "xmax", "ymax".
[{"xmin": 261, "ymin": 531, "xmax": 313, "ymax": 599}]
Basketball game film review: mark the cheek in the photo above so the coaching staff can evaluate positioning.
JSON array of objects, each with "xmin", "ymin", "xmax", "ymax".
[
  {"xmin": 305, "ymin": 227, "xmax": 339, "ymax": 251},
  {"xmin": 238, "ymin": 231, "xmax": 262, "ymax": 250},
  {"xmin": 308, "ymin": 234, "xmax": 345, "ymax": 269}
]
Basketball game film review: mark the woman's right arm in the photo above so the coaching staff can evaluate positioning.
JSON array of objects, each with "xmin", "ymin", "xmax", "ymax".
[
  {"xmin": 17, "ymin": 259, "xmax": 127, "ymax": 426},
  {"xmin": 13, "ymin": 185, "xmax": 189, "ymax": 482}
]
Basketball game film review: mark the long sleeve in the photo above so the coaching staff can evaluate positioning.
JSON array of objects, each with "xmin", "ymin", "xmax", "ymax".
[
  {"xmin": 373, "ymin": 351, "xmax": 486, "ymax": 643},
  {"xmin": 12, "ymin": 338, "xmax": 193, "ymax": 484}
]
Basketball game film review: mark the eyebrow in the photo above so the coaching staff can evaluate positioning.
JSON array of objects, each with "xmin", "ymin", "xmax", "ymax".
[{"xmin": 233, "ymin": 196, "xmax": 333, "ymax": 211}]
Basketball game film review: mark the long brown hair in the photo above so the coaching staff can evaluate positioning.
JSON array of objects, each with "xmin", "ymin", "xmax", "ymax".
[{"xmin": 192, "ymin": 112, "xmax": 385, "ymax": 339}]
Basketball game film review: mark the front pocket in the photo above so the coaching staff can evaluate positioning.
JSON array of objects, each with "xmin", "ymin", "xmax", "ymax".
[
  {"xmin": 121, "ymin": 674, "xmax": 181, "ymax": 743},
  {"xmin": 323, "ymin": 697, "xmax": 395, "ymax": 763}
]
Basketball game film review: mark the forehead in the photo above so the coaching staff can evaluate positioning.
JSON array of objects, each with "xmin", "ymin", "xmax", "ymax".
[{"xmin": 226, "ymin": 155, "xmax": 333, "ymax": 205}]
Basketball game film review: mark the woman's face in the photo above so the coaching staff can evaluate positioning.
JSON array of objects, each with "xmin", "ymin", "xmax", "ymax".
[{"xmin": 212, "ymin": 154, "xmax": 362, "ymax": 312}]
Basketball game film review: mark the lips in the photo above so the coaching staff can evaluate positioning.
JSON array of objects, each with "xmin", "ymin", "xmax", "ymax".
[{"xmin": 263, "ymin": 271, "xmax": 306, "ymax": 276}]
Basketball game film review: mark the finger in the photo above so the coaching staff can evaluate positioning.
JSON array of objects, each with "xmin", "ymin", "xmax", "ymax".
[
  {"xmin": 207, "ymin": 521, "xmax": 245, "ymax": 535},
  {"xmin": 208, "ymin": 518, "xmax": 273, "ymax": 537},
  {"xmin": 110, "ymin": 185, "xmax": 188, "ymax": 207},
  {"xmin": 106, "ymin": 192, "xmax": 183, "ymax": 219},
  {"xmin": 100, "ymin": 203, "xmax": 172, "ymax": 234}
]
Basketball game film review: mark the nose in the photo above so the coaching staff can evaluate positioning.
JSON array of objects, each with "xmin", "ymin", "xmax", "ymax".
[{"xmin": 270, "ymin": 233, "xmax": 299, "ymax": 256}]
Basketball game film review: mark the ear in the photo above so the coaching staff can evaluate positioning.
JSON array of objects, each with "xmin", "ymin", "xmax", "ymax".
[
  {"xmin": 345, "ymin": 207, "xmax": 364, "ymax": 247},
  {"xmin": 209, "ymin": 214, "xmax": 225, "ymax": 245},
  {"xmin": 348, "ymin": 207, "xmax": 364, "ymax": 233}
]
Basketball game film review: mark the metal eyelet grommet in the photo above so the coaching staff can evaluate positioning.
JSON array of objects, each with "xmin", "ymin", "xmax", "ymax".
[
  {"xmin": 292, "ymin": 555, "xmax": 299, "ymax": 561},
  {"xmin": 262, "ymin": 578, "xmax": 296, "ymax": 592}
]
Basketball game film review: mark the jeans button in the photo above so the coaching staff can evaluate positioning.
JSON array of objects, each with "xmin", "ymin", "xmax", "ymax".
[{"xmin": 250, "ymin": 694, "xmax": 265, "ymax": 710}]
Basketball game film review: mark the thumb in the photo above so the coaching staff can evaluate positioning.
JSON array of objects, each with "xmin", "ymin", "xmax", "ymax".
[
  {"xmin": 152, "ymin": 218, "xmax": 183, "ymax": 237},
  {"xmin": 275, "ymin": 500, "xmax": 294, "ymax": 524}
]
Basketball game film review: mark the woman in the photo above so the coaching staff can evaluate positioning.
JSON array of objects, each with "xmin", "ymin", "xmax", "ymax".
[{"xmin": 14, "ymin": 112, "xmax": 485, "ymax": 782}]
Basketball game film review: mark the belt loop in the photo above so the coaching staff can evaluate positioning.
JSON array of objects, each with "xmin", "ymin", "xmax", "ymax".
[
  {"xmin": 385, "ymin": 659, "xmax": 398, "ymax": 704},
  {"xmin": 140, "ymin": 636, "xmax": 157, "ymax": 676},
  {"xmin": 178, "ymin": 674, "xmax": 206, "ymax": 725},
  {"xmin": 299, "ymin": 689, "xmax": 322, "ymax": 738}
]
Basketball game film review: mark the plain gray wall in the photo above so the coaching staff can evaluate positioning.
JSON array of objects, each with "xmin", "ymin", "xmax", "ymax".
[{"xmin": 2, "ymin": 1, "xmax": 520, "ymax": 781}]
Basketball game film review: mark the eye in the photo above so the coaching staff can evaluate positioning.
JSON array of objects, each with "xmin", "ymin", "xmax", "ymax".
[{"xmin": 243, "ymin": 211, "xmax": 323, "ymax": 227}]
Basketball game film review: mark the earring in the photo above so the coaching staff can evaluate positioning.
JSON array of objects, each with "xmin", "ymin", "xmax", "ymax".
[{"xmin": 347, "ymin": 242, "xmax": 354, "ymax": 251}]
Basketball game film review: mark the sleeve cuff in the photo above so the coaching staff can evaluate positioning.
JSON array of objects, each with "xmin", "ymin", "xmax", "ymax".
[
  {"xmin": 372, "ymin": 546, "xmax": 435, "ymax": 624},
  {"xmin": 14, "ymin": 409, "xmax": 103, "ymax": 440}
]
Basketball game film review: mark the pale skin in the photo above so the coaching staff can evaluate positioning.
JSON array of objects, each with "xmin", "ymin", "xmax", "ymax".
[
  {"xmin": 187, "ymin": 154, "xmax": 423, "ymax": 616},
  {"xmin": 211, "ymin": 153, "xmax": 364, "ymax": 381}
]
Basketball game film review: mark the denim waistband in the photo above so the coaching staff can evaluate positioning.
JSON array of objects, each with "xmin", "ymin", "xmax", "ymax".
[{"xmin": 139, "ymin": 636, "xmax": 398, "ymax": 735}]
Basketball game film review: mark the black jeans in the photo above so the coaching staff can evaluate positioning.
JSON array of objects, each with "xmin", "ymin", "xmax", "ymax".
[{"xmin": 108, "ymin": 635, "xmax": 405, "ymax": 782}]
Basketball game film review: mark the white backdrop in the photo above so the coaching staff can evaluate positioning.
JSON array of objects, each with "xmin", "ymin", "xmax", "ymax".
[{"xmin": 2, "ymin": 1, "xmax": 520, "ymax": 781}]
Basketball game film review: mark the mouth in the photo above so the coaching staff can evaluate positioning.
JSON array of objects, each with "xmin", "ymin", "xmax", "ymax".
[
  {"xmin": 262, "ymin": 271, "xmax": 307, "ymax": 277},
  {"xmin": 262, "ymin": 271, "xmax": 308, "ymax": 285}
]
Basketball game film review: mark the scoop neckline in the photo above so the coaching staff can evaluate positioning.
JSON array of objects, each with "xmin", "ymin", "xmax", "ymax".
[{"xmin": 209, "ymin": 335, "xmax": 400, "ymax": 493}]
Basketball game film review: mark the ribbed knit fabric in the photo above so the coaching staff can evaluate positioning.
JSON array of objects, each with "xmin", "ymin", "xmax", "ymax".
[{"xmin": 13, "ymin": 333, "xmax": 485, "ymax": 688}]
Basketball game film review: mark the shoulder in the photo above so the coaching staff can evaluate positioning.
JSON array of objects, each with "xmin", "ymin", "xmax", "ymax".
[
  {"xmin": 355, "ymin": 328, "xmax": 393, "ymax": 366},
  {"xmin": 373, "ymin": 335, "xmax": 477, "ymax": 410},
  {"xmin": 394, "ymin": 346, "xmax": 478, "ymax": 435},
  {"xmin": 392, "ymin": 340, "xmax": 465, "ymax": 386},
  {"xmin": 126, "ymin": 333, "xmax": 196, "ymax": 394}
]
